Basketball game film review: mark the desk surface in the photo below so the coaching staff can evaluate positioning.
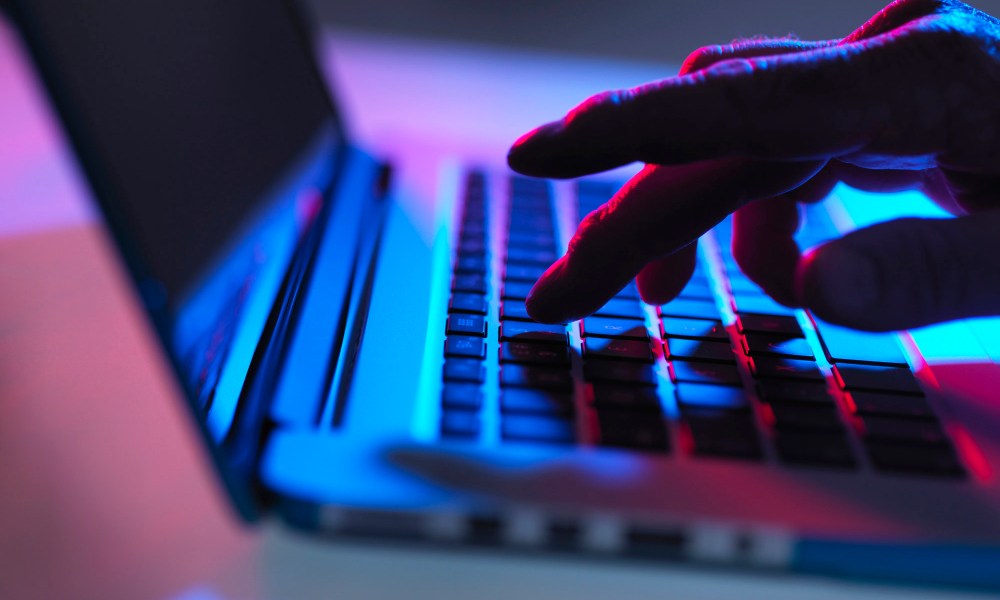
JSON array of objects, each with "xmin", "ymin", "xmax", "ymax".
[{"xmin": 0, "ymin": 19, "xmax": 996, "ymax": 600}]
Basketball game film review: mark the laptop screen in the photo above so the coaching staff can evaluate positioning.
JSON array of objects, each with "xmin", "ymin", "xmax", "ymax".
[{"xmin": 16, "ymin": 0, "xmax": 342, "ymax": 299}]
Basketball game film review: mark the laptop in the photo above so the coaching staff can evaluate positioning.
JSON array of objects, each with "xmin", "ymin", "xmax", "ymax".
[{"xmin": 7, "ymin": 0, "xmax": 1000, "ymax": 588}]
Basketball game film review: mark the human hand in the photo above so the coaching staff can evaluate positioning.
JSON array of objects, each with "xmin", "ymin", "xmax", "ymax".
[{"xmin": 509, "ymin": 0, "xmax": 1000, "ymax": 331}]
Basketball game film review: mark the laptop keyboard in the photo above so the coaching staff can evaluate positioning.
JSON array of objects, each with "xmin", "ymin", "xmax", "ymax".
[{"xmin": 440, "ymin": 172, "xmax": 966, "ymax": 478}]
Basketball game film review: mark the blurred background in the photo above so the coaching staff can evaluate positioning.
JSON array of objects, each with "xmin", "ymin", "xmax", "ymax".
[{"xmin": 313, "ymin": 0, "xmax": 1000, "ymax": 64}]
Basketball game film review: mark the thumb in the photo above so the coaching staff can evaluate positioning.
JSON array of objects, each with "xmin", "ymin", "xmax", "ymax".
[{"xmin": 796, "ymin": 212, "xmax": 1000, "ymax": 331}]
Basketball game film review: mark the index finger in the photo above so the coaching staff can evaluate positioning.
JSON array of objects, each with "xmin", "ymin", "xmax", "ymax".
[
  {"xmin": 525, "ymin": 158, "xmax": 824, "ymax": 323},
  {"xmin": 508, "ymin": 35, "xmax": 901, "ymax": 179}
]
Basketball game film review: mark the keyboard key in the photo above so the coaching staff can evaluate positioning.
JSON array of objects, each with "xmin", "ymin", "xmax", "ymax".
[
  {"xmin": 500, "ymin": 300, "xmax": 532, "ymax": 321},
  {"xmin": 584, "ymin": 360, "xmax": 657, "ymax": 386},
  {"xmin": 583, "ymin": 338, "xmax": 654, "ymax": 362},
  {"xmin": 811, "ymin": 318, "xmax": 908, "ymax": 367},
  {"xmin": 499, "ymin": 321, "xmax": 567, "ymax": 344},
  {"xmin": 449, "ymin": 293, "xmax": 487, "ymax": 315},
  {"xmin": 663, "ymin": 338, "xmax": 735, "ymax": 363},
  {"xmin": 501, "ymin": 389, "xmax": 574, "ymax": 416},
  {"xmin": 501, "ymin": 364, "xmax": 573, "ymax": 391},
  {"xmin": 775, "ymin": 431, "xmax": 856, "ymax": 468},
  {"xmin": 507, "ymin": 247, "xmax": 557, "ymax": 264},
  {"xmin": 581, "ymin": 317, "xmax": 650, "ymax": 341},
  {"xmin": 750, "ymin": 356, "xmax": 824, "ymax": 381},
  {"xmin": 502, "ymin": 414, "xmax": 575, "ymax": 444},
  {"xmin": 765, "ymin": 403, "xmax": 843, "ymax": 431},
  {"xmin": 501, "ymin": 341, "xmax": 570, "ymax": 366},
  {"xmin": 738, "ymin": 313, "xmax": 803, "ymax": 337},
  {"xmin": 756, "ymin": 379, "xmax": 832, "ymax": 404},
  {"xmin": 447, "ymin": 314, "xmax": 487, "ymax": 337},
  {"xmin": 614, "ymin": 281, "xmax": 641, "ymax": 300},
  {"xmin": 675, "ymin": 383, "xmax": 749, "ymax": 411},
  {"xmin": 846, "ymin": 390, "xmax": 935, "ymax": 418},
  {"xmin": 676, "ymin": 279, "xmax": 714, "ymax": 301},
  {"xmin": 660, "ymin": 317, "xmax": 727, "ymax": 341},
  {"xmin": 594, "ymin": 298, "xmax": 647, "ymax": 320},
  {"xmin": 458, "ymin": 239, "xmax": 487, "ymax": 255},
  {"xmin": 452, "ymin": 274, "xmax": 487, "ymax": 294},
  {"xmin": 731, "ymin": 293, "xmax": 796, "ymax": 316},
  {"xmin": 859, "ymin": 416, "xmax": 948, "ymax": 445},
  {"xmin": 669, "ymin": 360, "xmax": 742, "ymax": 386},
  {"xmin": 442, "ymin": 384, "xmax": 484, "ymax": 410},
  {"xmin": 502, "ymin": 281, "xmax": 534, "ymax": 300},
  {"xmin": 742, "ymin": 333, "xmax": 814, "ymax": 360},
  {"xmin": 835, "ymin": 364, "xmax": 923, "ymax": 395},
  {"xmin": 455, "ymin": 255, "xmax": 487, "ymax": 274},
  {"xmin": 597, "ymin": 411, "xmax": 670, "ymax": 452},
  {"xmin": 866, "ymin": 442, "xmax": 964, "ymax": 477},
  {"xmin": 443, "ymin": 359, "xmax": 485, "ymax": 383},
  {"xmin": 445, "ymin": 336, "xmax": 486, "ymax": 358},
  {"xmin": 684, "ymin": 412, "xmax": 762, "ymax": 459},
  {"xmin": 440, "ymin": 410, "xmax": 480, "ymax": 439},
  {"xmin": 507, "ymin": 231, "xmax": 556, "ymax": 249},
  {"xmin": 590, "ymin": 385, "xmax": 662, "ymax": 411},
  {"xmin": 659, "ymin": 298, "xmax": 720, "ymax": 320},
  {"xmin": 504, "ymin": 263, "xmax": 547, "ymax": 282}
]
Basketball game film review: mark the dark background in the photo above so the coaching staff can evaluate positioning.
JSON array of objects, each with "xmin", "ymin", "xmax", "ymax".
[{"xmin": 313, "ymin": 0, "xmax": 1000, "ymax": 63}]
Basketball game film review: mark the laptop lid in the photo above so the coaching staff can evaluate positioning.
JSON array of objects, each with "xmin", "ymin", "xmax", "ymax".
[{"xmin": 6, "ymin": 0, "xmax": 351, "ymax": 518}]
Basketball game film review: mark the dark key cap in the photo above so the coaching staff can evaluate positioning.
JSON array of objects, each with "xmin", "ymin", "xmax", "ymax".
[
  {"xmin": 452, "ymin": 274, "xmax": 487, "ymax": 294},
  {"xmin": 597, "ymin": 411, "xmax": 670, "ymax": 452},
  {"xmin": 582, "ymin": 317, "xmax": 649, "ymax": 341},
  {"xmin": 731, "ymin": 293, "xmax": 796, "ymax": 316},
  {"xmin": 501, "ymin": 364, "xmax": 573, "ymax": 391},
  {"xmin": 775, "ymin": 431, "xmax": 856, "ymax": 468},
  {"xmin": 445, "ymin": 335, "xmax": 486, "ymax": 358},
  {"xmin": 684, "ymin": 412, "xmax": 762, "ymax": 459},
  {"xmin": 742, "ymin": 333, "xmax": 814, "ymax": 360},
  {"xmin": 447, "ymin": 314, "xmax": 487, "ymax": 337},
  {"xmin": 738, "ymin": 313, "xmax": 803, "ymax": 337},
  {"xmin": 501, "ymin": 389, "xmax": 574, "ymax": 416},
  {"xmin": 659, "ymin": 299, "xmax": 720, "ymax": 320},
  {"xmin": 594, "ymin": 298, "xmax": 647, "ymax": 320},
  {"xmin": 442, "ymin": 384, "xmax": 484, "ymax": 410},
  {"xmin": 450, "ymin": 293, "xmax": 487, "ymax": 315},
  {"xmin": 502, "ymin": 414, "xmax": 575, "ymax": 444},
  {"xmin": 750, "ymin": 356, "xmax": 824, "ymax": 381},
  {"xmin": 500, "ymin": 321, "xmax": 567, "ymax": 344},
  {"xmin": 455, "ymin": 255, "xmax": 487, "ymax": 274},
  {"xmin": 440, "ymin": 410, "xmax": 480, "ymax": 438},
  {"xmin": 756, "ymin": 379, "xmax": 832, "ymax": 404},
  {"xmin": 506, "ymin": 247, "xmax": 557, "ymax": 264},
  {"xmin": 443, "ymin": 358, "xmax": 485, "ymax": 383},
  {"xmin": 663, "ymin": 338, "xmax": 735, "ymax": 363},
  {"xmin": 590, "ymin": 385, "xmax": 662, "ymax": 411},
  {"xmin": 584, "ymin": 360, "xmax": 657, "ymax": 386},
  {"xmin": 501, "ymin": 341, "xmax": 570, "ymax": 366},
  {"xmin": 669, "ymin": 360, "xmax": 742, "ymax": 386},
  {"xmin": 765, "ymin": 403, "xmax": 843, "ymax": 431},
  {"xmin": 583, "ymin": 338, "xmax": 654, "ymax": 362},
  {"xmin": 507, "ymin": 231, "xmax": 556, "ymax": 249},
  {"xmin": 504, "ymin": 263, "xmax": 547, "ymax": 282},
  {"xmin": 835, "ymin": 364, "xmax": 923, "ymax": 395},
  {"xmin": 675, "ymin": 383, "xmax": 749, "ymax": 412},
  {"xmin": 860, "ymin": 416, "xmax": 948, "ymax": 445},
  {"xmin": 846, "ymin": 390, "xmax": 935, "ymax": 418},
  {"xmin": 502, "ymin": 281, "xmax": 534, "ymax": 300},
  {"xmin": 811, "ymin": 317, "xmax": 908, "ymax": 367},
  {"xmin": 660, "ymin": 317, "xmax": 727, "ymax": 341},
  {"xmin": 500, "ymin": 300, "xmax": 532, "ymax": 321},
  {"xmin": 866, "ymin": 442, "xmax": 964, "ymax": 477},
  {"xmin": 458, "ymin": 239, "xmax": 487, "ymax": 255}
]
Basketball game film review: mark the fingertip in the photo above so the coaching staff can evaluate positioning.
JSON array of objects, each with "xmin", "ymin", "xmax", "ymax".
[
  {"xmin": 797, "ymin": 243, "xmax": 883, "ymax": 329},
  {"xmin": 507, "ymin": 122, "xmax": 564, "ymax": 177}
]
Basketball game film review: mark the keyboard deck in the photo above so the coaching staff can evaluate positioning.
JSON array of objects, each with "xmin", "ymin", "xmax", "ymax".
[{"xmin": 439, "ymin": 172, "xmax": 966, "ymax": 479}]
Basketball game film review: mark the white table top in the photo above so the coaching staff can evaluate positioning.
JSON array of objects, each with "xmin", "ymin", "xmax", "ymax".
[{"xmin": 0, "ymin": 19, "xmax": 995, "ymax": 599}]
